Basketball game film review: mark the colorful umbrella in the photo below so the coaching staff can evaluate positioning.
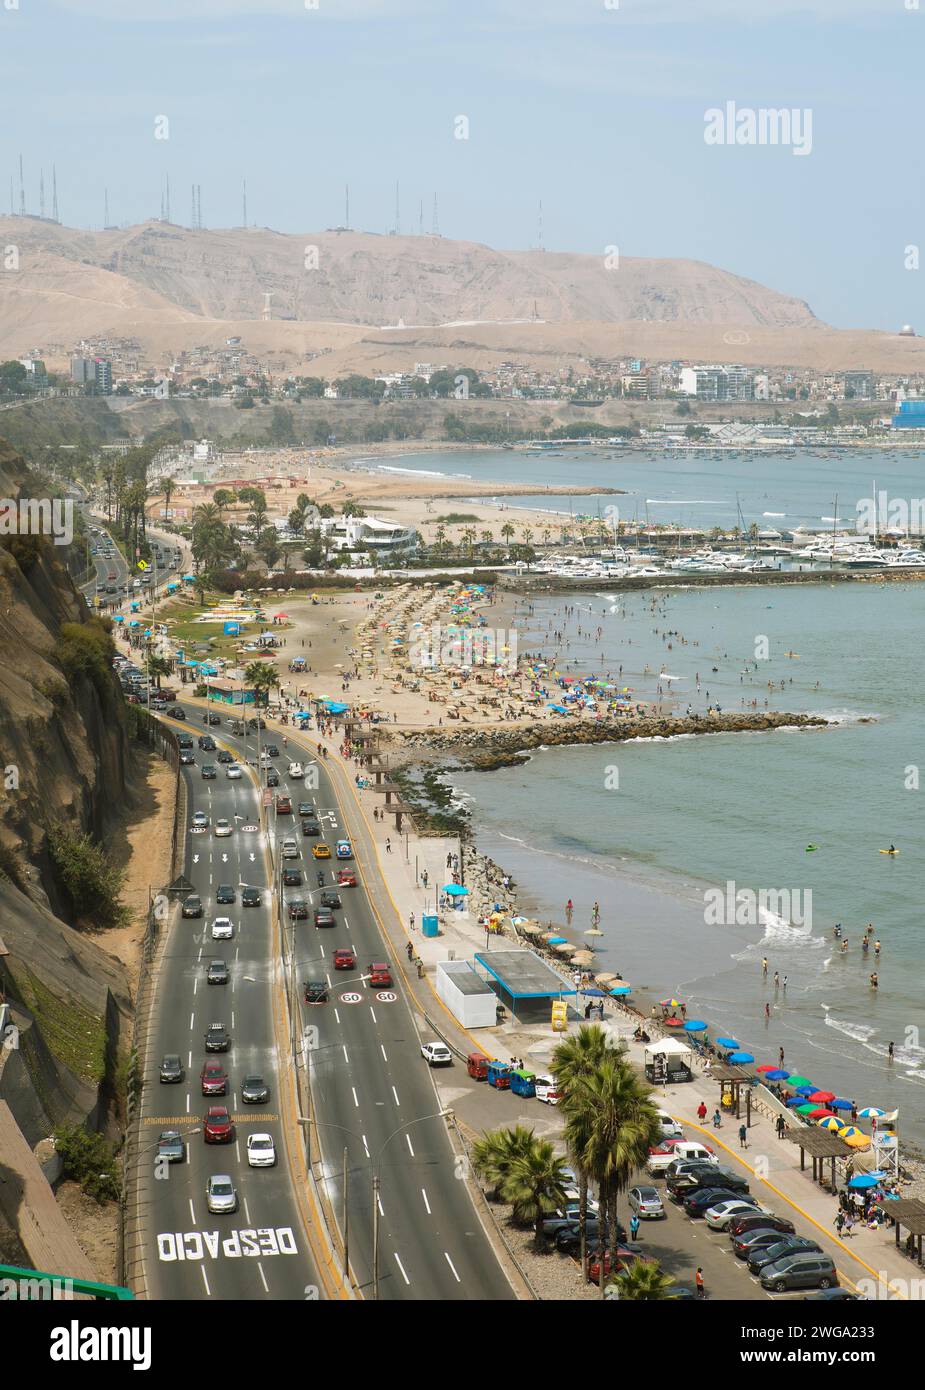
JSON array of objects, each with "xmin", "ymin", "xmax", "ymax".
[
  {"xmin": 663, "ymin": 1015, "xmax": 684, "ymax": 1028},
  {"xmin": 858, "ymin": 1107, "xmax": 887, "ymax": 1118},
  {"xmin": 837, "ymin": 1125, "xmax": 863, "ymax": 1140},
  {"xmin": 764, "ymin": 1070, "xmax": 790, "ymax": 1081},
  {"xmin": 794, "ymin": 1103, "xmax": 820, "ymax": 1115},
  {"xmin": 829, "ymin": 1098, "xmax": 854, "ymax": 1111},
  {"xmin": 609, "ymin": 986, "xmax": 632, "ymax": 997},
  {"xmin": 716, "ymin": 1037, "xmax": 739, "ymax": 1049},
  {"xmin": 660, "ymin": 999, "xmax": 683, "ymax": 1009},
  {"xmin": 807, "ymin": 1107, "xmax": 836, "ymax": 1119},
  {"xmin": 793, "ymin": 1085, "xmax": 817, "ymax": 1097},
  {"xmin": 844, "ymin": 1133, "xmax": 871, "ymax": 1150},
  {"xmin": 848, "ymin": 1174, "xmax": 881, "ymax": 1189},
  {"xmin": 786, "ymin": 1075, "xmax": 812, "ymax": 1088},
  {"xmin": 817, "ymin": 1116, "xmax": 842, "ymax": 1131},
  {"xmin": 756, "ymin": 1064, "xmax": 778, "ymax": 1073},
  {"xmin": 809, "ymin": 1091, "xmax": 836, "ymax": 1104}
]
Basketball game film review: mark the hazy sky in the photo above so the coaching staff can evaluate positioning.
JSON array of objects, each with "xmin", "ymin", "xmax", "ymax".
[{"xmin": 4, "ymin": 0, "xmax": 922, "ymax": 330}]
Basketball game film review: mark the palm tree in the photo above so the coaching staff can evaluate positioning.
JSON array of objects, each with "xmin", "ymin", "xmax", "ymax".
[
  {"xmin": 521, "ymin": 526, "xmax": 534, "ymax": 547},
  {"xmin": 244, "ymin": 660, "xmax": 280, "ymax": 708},
  {"xmin": 606, "ymin": 1260, "xmax": 677, "ymax": 1301},
  {"xmin": 433, "ymin": 524, "xmax": 448, "ymax": 555},
  {"xmin": 145, "ymin": 653, "xmax": 173, "ymax": 689},
  {"xmin": 161, "ymin": 475, "xmax": 177, "ymax": 522},
  {"xmin": 500, "ymin": 522, "xmax": 515, "ymax": 546},
  {"xmin": 461, "ymin": 526, "xmax": 477, "ymax": 558},
  {"xmin": 541, "ymin": 527, "xmax": 552, "ymax": 549},
  {"xmin": 480, "ymin": 529, "xmax": 493, "ymax": 548},
  {"xmin": 470, "ymin": 1124, "xmax": 536, "ymax": 1201},
  {"xmin": 554, "ymin": 1026, "xmax": 618, "ymax": 1269},
  {"xmin": 502, "ymin": 1139, "xmax": 570, "ymax": 1249},
  {"xmin": 572, "ymin": 1055, "xmax": 662, "ymax": 1297}
]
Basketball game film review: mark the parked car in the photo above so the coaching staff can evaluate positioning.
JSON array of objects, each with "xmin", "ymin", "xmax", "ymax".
[
  {"xmin": 534, "ymin": 1075, "xmax": 562, "ymax": 1105},
  {"xmin": 241, "ymin": 1075, "xmax": 269, "ymax": 1104},
  {"xmin": 744, "ymin": 1237, "xmax": 822, "ymax": 1271},
  {"xmin": 627, "ymin": 1186, "xmax": 666, "ymax": 1220},
  {"xmin": 803, "ymin": 1289, "xmax": 864, "ymax": 1302},
  {"xmin": 729, "ymin": 1212, "xmax": 795, "ymax": 1240},
  {"xmin": 705, "ymin": 1199, "xmax": 767, "ymax": 1231},
  {"xmin": 760, "ymin": 1253, "xmax": 838, "ymax": 1294},
  {"xmin": 669, "ymin": 1165, "xmax": 749, "ymax": 1199},
  {"xmin": 206, "ymin": 1175, "xmax": 237, "ymax": 1215},
  {"xmin": 586, "ymin": 1247, "xmax": 649, "ymax": 1283},
  {"xmin": 655, "ymin": 1110, "xmax": 684, "ymax": 1140},
  {"xmin": 682, "ymin": 1187, "xmax": 750, "ymax": 1218},
  {"xmin": 648, "ymin": 1140, "xmax": 716, "ymax": 1175},
  {"xmin": 421, "ymin": 1042, "xmax": 452, "ymax": 1066}
]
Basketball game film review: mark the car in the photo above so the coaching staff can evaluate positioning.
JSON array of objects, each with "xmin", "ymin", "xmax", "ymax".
[
  {"xmin": 302, "ymin": 819, "xmax": 321, "ymax": 837},
  {"xmin": 211, "ymin": 917, "xmax": 233, "ymax": 940},
  {"xmin": 304, "ymin": 979, "xmax": 328, "ymax": 1004},
  {"xmin": 191, "ymin": 811, "xmax": 210, "ymax": 830},
  {"xmin": 656, "ymin": 1110, "xmax": 684, "ymax": 1140},
  {"xmin": 298, "ymin": 802, "xmax": 315, "ymax": 818},
  {"xmin": 282, "ymin": 866, "xmax": 303, "ymax": 887},
  {"xmin": 335, "ymin": 839, "xmax": 352, "ymax": 859},
  {"xmin": 198, "ymin": 734, "xmax": 217, "ymax": 749},
  {"xmin": 421, "ymin": 1041, "xmax": 453, "ymax": 1066},
  {"xmin": 214, "ymin": 818, "xmax": 233, "ymax": 837},
  {"xmin": 649, "ymin": 1141, "xmax": 716, "ymax": 1175},
  {"xmin": 282, "ymin": 838, "xmax": 300, "ymax": 859},
  {"xmin": 159, "ymin": 1053, "xmax": 184, "ymax": 1083},
  {"xmin": 215, "ymin": 884, "xmax": 236, "ymax": 904},
  {"xmin": 178, "ymin": 735, "xmax": 194, "ymax": 751},
  {"xmin": 368, "ymin": 962, "xmax": 392, "ymax": 988},
  {"xmin": 204, "ymin": 1023, "xmax": 230, "ymax": 1051},
  {"xmin": 201, "ymin": 763, "xmax": 217, "ymax": 779},
  {"xmin": 705, "ymin": 1198, "xmax": 768, "ymax": 1231},
  {"xmin": 207, "ymin": 959, "xmax": 229, "ymax": 985},
  {"xmin": 225, "ymin": 764, "xmax": 242, "ymax": 779},
  {"xmin": 745, "ymin": 1237, "xmax": 822, "ymax": 1271},
  {"xmin": 241, "ymin": 1074, "xmax": 269, "ymax": 1104},
  {"xmin": 735, "ymin": 1227, "xmax": 809, "ymax": 1260},
  {"xmin": 666, "ymin": 1286, "xmax": 698, "ymax": 1300},
  {"xmin": 288, "ymin": 898, "xmax": 309, "ymax": 920},
  {"xmin": 266, "ymin": 769, "xmax": 280, "ymax": 787},
  {"xmin": 179, "ymin": 750, "xmax": 195, "ymax": 765},
  {"xmin": 200, "ymin": 1062, "xmax": 228, "ymax": 1095},
  {"xmin": 242, "ymin": 885, "xmax": 262, "ymax": 907},
  {"xmin": 246, "ymin": 1134, "xmax": 277, "ymax": 1168},
  {"xmin": 627, "ymin": 1186, "xmax": 666, "ymax": 1220},
  {"xmin": 276, "ymin": 795, "xmax": 292, "ymax": 814},
  {"xmin": 333, "ymin": 947, "xmax": 355, "ymax": 970},
  {"xmin": 171, "ymin": 707, "xmax": 186, "ymax": 721},
  {"xmin": 759, "ymin": 1253, "xmax": 838, "ymax": 1293},
  {"xmin": 314, "ymin": 907, "xmax": 335, "ymax": 928},
  {"xmin": 265, "ymin": 744, "xmax": 280, "ymax": 758},
  {"xmin": 312, "ymin": 843, "xmax": 331, "ymax": 859},
  {"xmin": 803, "ymin": 1288, "xmax": 864, "ymax": 1301},
  {"xmin": 729, "ymin": 1212, "xmax": 795, "ymax": 1240},
  {"xmin": 669, "ymin": 1164, "xmax": 748, "ymax": 1198},
  {"xmin": 586, "ymin": 1247, "xmax": 649, "ymax": 1283},
  {"xmin": 682, "ymin": 1187, "xmax": 749, "ymax": 1218},
  {"xmin": 203, "ymin": 1105, "xmax": 235, "ymax": 1143},
  {"xmin": 248, "ymin": 717, "xmax": 266, "ymax": 731},
  {"xmin": 206, "ymin": 1175, "xmax": 238, "ymax": 1215},
  {"xmin": 534, "ymin": 1075, "xmax": 562, "ymax": 1105},
  {"xmin": 217, "ymin": 749, "xmax": 233, "ymax": 764},
  {"xmin": 204, "ymin": 714, "xmax": 221, "ymax": 727},
  {"xmin": 337, "ymin": 867, "xmax": 356, "ymax": 887},
  {"xmin": 320, "ymin": 889, "xmax": 341, "ymax": 908},
  {"xmin": 288, "ymin": 762, "xmax": 304, "ymax": 778},
  {"xmin": 181, "ymin": 894, "xmax": 203, "ymax": 918}
]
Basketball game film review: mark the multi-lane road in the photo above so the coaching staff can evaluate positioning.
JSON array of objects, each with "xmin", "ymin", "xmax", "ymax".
[{"xmin": 135, "ymin": 702, "xmax": 514, "ymax": 1301}]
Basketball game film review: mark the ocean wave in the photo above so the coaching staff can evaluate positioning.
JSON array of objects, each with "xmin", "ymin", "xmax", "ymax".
[
  {"xmin": 762, "ymin": 512, "xmax": 786, "ymax": 517},
  {"xmin": 823, "ymin": 1012, "xmax": 877, "ymax": 1044},
  {"xmin": 645, "ymin": 499, "xmax": 729, "ymax": 505},
  {"xmin": 758, "ymin": 908, "xmax": 825, "ymax": 948},
  {"xmin": 376, "ymin": 465, "xmax": 453, "ymax": 478}
]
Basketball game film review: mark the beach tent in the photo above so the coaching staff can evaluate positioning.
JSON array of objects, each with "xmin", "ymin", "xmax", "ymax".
[{"xmin": 645, "ymin": 1038, "xmax": 692, "ymax": 1057}]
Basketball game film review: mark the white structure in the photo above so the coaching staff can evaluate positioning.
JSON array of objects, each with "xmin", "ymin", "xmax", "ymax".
[
  {"xmin": 318, "ymin": 514, "xmax": 417, "ymax": 553},
  {"xmin": 436, "ymin": 960, "xmax": 497, "ymax": 1029}
]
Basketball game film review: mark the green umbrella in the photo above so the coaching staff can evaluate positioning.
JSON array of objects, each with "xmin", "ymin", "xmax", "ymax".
[
  {"xmin": 794, "ymin": 1103, "xmax": 819, "ymax": 1115},
  {"xmin": 786, "ymin": 1075, "xmax": 812, "ymax": 1088}
]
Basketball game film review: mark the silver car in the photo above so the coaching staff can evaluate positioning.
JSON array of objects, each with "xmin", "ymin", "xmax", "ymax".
[
  {"xmin": 628, "ymin": 1185, "xmax": 666, "ymax": 1219},
  {"xmin": 206, "ymin": 1174, "xmax": 238, "ymax": 1214}
]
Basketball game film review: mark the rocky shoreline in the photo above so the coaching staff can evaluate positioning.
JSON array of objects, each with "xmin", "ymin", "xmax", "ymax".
[{"xmin": 390, "ymin": 709, "xmax": 831, "ymax": 770}]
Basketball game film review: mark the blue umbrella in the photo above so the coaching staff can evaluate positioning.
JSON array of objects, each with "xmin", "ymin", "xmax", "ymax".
[
  {"xmin": 794, "ymin": 1085, "xmax": 817, "ymax": 1097},
  {"xmin": 786, "ymin": 1095, "xmax": 808, "ymax": 1106},
  {"xmin": 581, "ymin": 988, "xmax": 606, "ymax": 997},
  {"xmin": 716, "ymin": 1036, "xmax": 739, "ymax": 1049},
  {"xmin": 683, "ymin": 1020, "xmax": 708, "ymax": 1032},
  {"xmin": 727, "ymin": 1051, "xmax": 755, "ymax": 1064},
  {"xmin": 442, "ymin": 884, "xmax": 469, "ymax": 896},
  {"xmin": 830, "ymin": 1098, "xmax": 854, "ymax": 1111},
  {"xmin": 764, "ymin": 1069, "xmax": 790, "ymax": 1081},
  {"xmin": 609, "ymin": 986, "xmax": 632, "ymax": 996},
  {"xmin": 546, "ymin": 936, "xmax": 568, "ymax": 945},
  {"xmin": 848, "ymin": 1174, "xmax": 882, "ymax": 1190}
]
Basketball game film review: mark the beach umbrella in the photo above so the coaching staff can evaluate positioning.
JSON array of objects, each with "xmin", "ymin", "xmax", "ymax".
[
  {"xmin": 848, "ymin": 1174, "xmax": 881, "ymax": 1190},
  {"xmin": 571, "ymin": 951, "xmax": 595, "ymax": 965},
  {"xmin": 829, "ymin": 1098, "xmax": 854, "ymax": 1111},
  {"xmin": 844, "ymin": 1133, "xmax": 871, "ymax": 1150},
  {"xmin": 595, "ymin": 972, "xmax": 618, "ymax": 984},
  {"xmin": 555, "ymin": 943, "xmax": 578, "ymax": 956},
  {"xmin": 858, "ymin": 1107, "xmax": 887, "ymax": 1118},
  {"xmin": 584, "ymin": 926, "xmax": 604, "ymax": 938},
  {"xmin": 817, "ymin": 1116, "xmax": 842, "ymax": 1131},
  {"xmin": 581, "ymin": 988, "xmax": 606, "ymax": 998},
  {"xmin": 683, "ymin": 1020, "xmax": 708, "ymax": 1032},
  {"xmin": 609, "ymin": 986, "xmax": 632, "ymax": 997},
  {"xmin": 727, "ymin": 1051, "xmax": 755, "ymax": 1065},
  {"xmin": 442, "ymin": 884, "xmax": 469, "ymax": 896},
  {"xmin": 716, "ymin": 1037, "xmax": 739, "ymax": 1049},
  {"xmin": 660, "ymin": 998, "xmax": 683, "ymax": 1009},
  {"xmin": 809, "ymin": 1091, "xmax": 836, "ymax": 1104},
  {"xmin": 663, "ymin": 1015, "xmax": 684, "ymax": 1028},
  {"xmin": 807, "ymin": 1107, "xmax": 836, "ymax": 1119},
  {"xmin": 786, "ymin": 1095, "xmax": 809, "ymax": 1107},
  {"xmin": 763, "ymin": 1069, "xmax": 790, "ymax": 1082},
  {"xmin": 837, "ymin": 1125, "xmax": 863, "ymax": 1140},
  {"xmin": 793, "ymin": 1086, "xmax": 817, "ymax": 1097},
  {"xmin": 546, "ymin": 935, "xmax": 568, "ymax": 945},
  {"xmin": 756, "ymin": 1064, "xmax": 777, "ymax": 1073},
  {"xmin": 786, "ymin": 1076, "xmax": 813, "ymax": 1089}
]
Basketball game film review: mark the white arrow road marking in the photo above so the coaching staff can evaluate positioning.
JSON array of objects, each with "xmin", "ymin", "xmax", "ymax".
[
  {"xmin": 193, "ymin": 854, "xmax": 200, "ymax": 863},
  {"xmin": 249, "ymin": 853, "xmax": 256, "ymax": 861}
]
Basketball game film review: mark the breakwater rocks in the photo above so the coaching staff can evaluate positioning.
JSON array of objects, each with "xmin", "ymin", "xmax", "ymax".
[
  {"xmin": 500, "ymin": 568, "xmax": 925, "ymax": 594},
  {"xmin": 391, "ymin": 710, "xmax": 829, "ymax": 770}
]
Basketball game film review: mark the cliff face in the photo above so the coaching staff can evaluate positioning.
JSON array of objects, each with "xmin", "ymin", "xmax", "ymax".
[{"xmin": 0, "ymin": 440, "xmax": 133, "ymax": 1142}]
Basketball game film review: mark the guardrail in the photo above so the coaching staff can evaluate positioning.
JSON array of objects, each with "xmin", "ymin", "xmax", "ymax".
[{"xmin": 118, "ymin": 709, "xmax": 182, "ymax": 1297}]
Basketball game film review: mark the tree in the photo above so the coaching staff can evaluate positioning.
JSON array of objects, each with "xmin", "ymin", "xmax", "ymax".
[
  {"xmin": 213, "ymin": 488, "xmax": 236, "ymax": 518},
  {"xmin": 470, "ymin": 1125, "xmax": 537, "ymax": 1201},
  {"xmin": 502, "ymin": 1139, "xmax": 570, "ymax": 1249},
  {"xmin": 606, "ymin": 1261, "xmax": 678, "ymax": 1301},
  {"xmin": 244, "ymin": 660, "xmax": 280, "ymax": 707},
  {"xmin": 554, "ymin": 1025, "xmax": 618, "ymax": 1270},
  {"xmin": 145, "ymin": 653, "xmax": 173, "ymax": 689},
  {"xmin": 433, "ymin": 525, "xmax": 448, "ymax": 554},
  {"xmin": 0, "ymin": 360, "xmax": 28, "ymax": 392},
  {"xmin": 500, "ymin": 522, "xmax": 515, "ymax": 546},
  {"xmin": 480, "ymin": 529, "xmax": 493, "ymax": 547},
  {"xmin": 255, "ymin": 528, "xmax": 281, "ymax": 571},
  {"xmin": 461, "ymin": 526, "xmax": 477, "ymax": 557},
  {"xmin": 161, "ymin": 476, "xmax": 177, "ymax": 520}
]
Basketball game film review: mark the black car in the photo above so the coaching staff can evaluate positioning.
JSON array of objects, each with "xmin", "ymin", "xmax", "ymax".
[
  {"xmin": 215, "ymin": 884, "xmax": 236, "ymax": 905},
  {"xmin": 177, "ymin": 734, "xmax": 194, "ymax": 750},
  {"xmin": 282, "ymin": 867, "xmax": 303, "ymax": 887},
  {"xmin": 298, "ymin": 803, "xmax": 315, "ymax": 818},
  {"xmin": 242, "ymin": 886, "xmax": 261, "ymax": 907},
  {"xmin": 266, "ymin": 769, "xmax": 280, "ymax": 787},
  {"xmin": 683, "ymin": 1187, "xmax": 751, "ymax": 1217},
  {"xmin": 181, "ymin": 894, "xmax": 203, "ymax": 918},
  {"xmin": 159, "ymin": 1053, "xmax": 184, "ymax": 1083},
  {"xmin": 204, "ymin": 713, "xmax": 221, "ymax": 726},
  {"xmin": 265, "ymin": 744, "xmax": 280, "ymax": 758},
  {"xmin": 304, "ymin": 980, "xmax": 328, "ymax": 1004},
  {"xmin": 216, "ymin": 749, "xmax": 233, "ymax": 764},
  {"xmin": 179, "ymin": 750, "xmax": 195, "ymax": 765},
  {"xmin": 730, "ymin": 1212, "xmax": 795, "ymax": 1240},
  {"xmin": 288, "ymin": 898, "xmax": 309, "ymax": 920},
  {"xmin": 198, "ymin": 734, "xmax": 217, "ymax": 750},
  {"xmin": 241, "ymin": 1075, "xmax": 269, "ymax": 1104},
  {"xmin": 670, "ymin": 1166, "xmax": 749, "ymax": 1199},
  {"xmin": 207, "ymin": 959, "xmax": 229, "ymax": 985},
  {"xmin": 204, "ymin": 1023, "xmax": 231, "ymax": 1052},
  {"xmin": 201, "ymin": 764, "xmax": 217, "ymax": 779},
  {"xmin": 745, "ymin": 1237, "xmax": 821, "ymax": 1272},
  {"xmin": 320, "ymin": 889, "xmax": 341, "ymax": 909},
  {"xmin": 803, "ymin": 1288, "xmax": 864, "ymax": 1302},
  {"xmin": 247, "ymin": 718, "xmax": 266, "ymax": 731},
  {"xmin": 554, "ymin": 1220, "xmax": 630, "ymax": 1255},
  {"xmin": 314, "ymin": 907, "xmax": 335, "ymax": 928},
  {"xmin": 302, "ymin": 819, "xmax": 321, "ymax": 837},
  {"xmin": 172, "ymin": 707, "xmax": 186, "ymax": 721}
]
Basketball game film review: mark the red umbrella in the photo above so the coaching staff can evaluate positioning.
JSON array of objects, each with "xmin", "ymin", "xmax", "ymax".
[
  {"xmin": 808, "ymin": 1107, "xmax": 836, "ymax": 1119},
  {"xmin": 756, "ymin": 1064, "xmax": 778, "ymax": 1073},
  {"xmin": 809, "ymin": 1090, "xmax": 836, "ymax": 1104}
]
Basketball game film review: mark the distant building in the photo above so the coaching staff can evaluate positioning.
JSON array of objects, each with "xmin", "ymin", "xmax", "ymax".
[
  {"xmin": 891, "ymin": 400, "xmax": 925, "ymax": 429},
  {"xmin": 319, "ymin": 514, "xmax": 417, "ymax": 553},
  {"xmin": 94, "ymin": 358, "xmax": 113, "ymax": 394},
  {"xmin": 844, "ymin": 371, "xmax": 873, "ymax": 400},
  {"xmin": 753, "ymin": 373, "xmax": 770, "ymax": 401},
  {"xmin": 679, "ymin": 364, "xmax": 754, "ymax": 402},
  {"xmin": 71, "ymin": 356, "xmax": 94, "ymax": 384}
]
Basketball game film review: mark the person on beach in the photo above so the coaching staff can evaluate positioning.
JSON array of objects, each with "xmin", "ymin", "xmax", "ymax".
[
  {"xmin": 409, "ymin": 912, "xmax": 415, "ymax": 931},
  {"xmin": 764, "ymin": 1002, "xmax": 770, "ymax": 1020},
  {"xmin": 695, "ymin": 1267, "xmax": 705, "ymax": 1299},
  {"xmin": 888, "ymin": 1040, "xmax": 895, "ymax": 1061},
  {"xmin": 385, "ymin": 838, "xmax": 392, "ymax": 854},
  {"xmin": 773, "ymin": 972, "xmax": 780, "ymax": 989},
  {"xmin": 738, "ymin": 1123, "xmax": 748, "ymax": 1150},
  {"xmin": 834, "ymin": 1211, "xmax": 847, "ymax": 1237},
  {"xmin": 697, "ymin": 1101, "xmax": 707, "ymax": 1123},
  {"xmin": 712, "ymin": 1109, "xmax": 722, "ymax": 1129},
  {"xmin": 870, "ymin": 972, "xmax": 878, "ymax": 989},
  {"xmin": 630, "ymin": 1213, "xmax": 640, "ymax": 1241},
  {"xmin": 776, "ymin": 1114, "xmax": 786, "ymax": 1139},
  {"xmin": 762, "ymin": 957, "xmax": 768, "ymax": 976},
  {"xmin": 565, "ymin": 899, "xmax": 573, "ymax": 925}
]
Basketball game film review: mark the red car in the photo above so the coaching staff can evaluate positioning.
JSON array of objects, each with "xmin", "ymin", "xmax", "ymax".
[
  {"xmin": 276, "ymin": 795, "xmax": 292, "ymax": 814},
  {"xmin": 200, "ymin": 1062, "xmax": 228, "ymax": 1096},
  {"xmin": 203, "ymin": 1105, "xmax": 235, "ymax": 1143},
  {"xmin": 337, "ymin": 867, "xmax": 357, "ymax": 887},
  {"xmin": 368, "ymin": 962, "xmax": 392, "ymax": 988},
  {"xmin": 333, "ymin": 948, "xmax": 356, "ymax": 971},
  {"xmin": 586, "ymin": 1247, "xmax": 649, "ymax": 1283}
]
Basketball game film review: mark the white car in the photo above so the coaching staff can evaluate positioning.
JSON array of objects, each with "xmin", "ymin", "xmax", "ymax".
[
  {"xmin": 421, "ymin": 1042, "xmax": 453, "ymax": 1067},
  {"xmin": 534, "ymin": 1076, "xmax": 562, "ymax": 1105},
  {"xmin": 206, "ymin": 1174, "xmax": 237, "ymax": 1214},
  {"xmin": 225, "ymin": 764, "xmax": 243, "ymax": 779},
  {"xmin": 246, "ymin": 1134, "xmax": 277, "ymax": 1168},
  {"xmin": 211, "ymin": 917, "xmax": 234, "ymax": 940},
  {"xmin": 281, "ymin": 837, "xmax": 299, "ymax": 859},
  {"xmin": 656, "ymin": 1109, "xmax": 683, "ymax": 1141},
  {"xmin": 704, "ymin": 1198, "xmax": 764, "ymax": 1231},
  {"xmin": 288, "ymin": 761, "xmax": 303, "ymax": 778},
  {"xmin": 214, "ymin": 818, "xmax": 232, "ymax": 837}
]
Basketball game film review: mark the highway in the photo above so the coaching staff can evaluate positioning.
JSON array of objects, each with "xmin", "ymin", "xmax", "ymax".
[{"xmin": 136, "ymin": 698, "xmax": 514, "ymax": 1300}]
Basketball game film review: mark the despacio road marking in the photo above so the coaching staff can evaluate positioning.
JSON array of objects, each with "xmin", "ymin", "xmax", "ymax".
[{"xmin": 157, "ymin": 1228, "xmax": 298, "ymax": 1261}]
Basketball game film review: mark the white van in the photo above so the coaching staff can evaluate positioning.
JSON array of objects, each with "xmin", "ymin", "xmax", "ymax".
[
  {"xmin": 647, "ymin": 1140, "xmax": 717, "ymax": 1175},
  {"xmin": 656, "ymin": 1109, "xmax": 683, "ymax": 1141}
]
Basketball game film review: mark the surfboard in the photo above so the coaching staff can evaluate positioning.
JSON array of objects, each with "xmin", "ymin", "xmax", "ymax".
[{"xmin": 879, "ymin": 849, "xmax": 900, "ymax": 855}]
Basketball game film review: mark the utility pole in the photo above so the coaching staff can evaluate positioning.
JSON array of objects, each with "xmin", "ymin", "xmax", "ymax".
[
  {"xmin": 39, "ymin": 170, "xmax": 45, "ymax": 219},
  {"xmin": 431, "ymin": 193, "xmax": 439, "ymax": 236},
  {"xmin": 191, "ymin": 184, "xmax": 196, "ymax": 229},
  {"xmin": 18, "ymin": 155, "xmax": 25, "ymax": 216},
  {"xmin": 52, "ymin": 165, "xmax": 59, "ymax": 222}
]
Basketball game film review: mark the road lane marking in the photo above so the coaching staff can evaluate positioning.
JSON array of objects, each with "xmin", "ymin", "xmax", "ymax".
[
  {"xmin": 189, "ymin": 1012, "xmax": 194, "ymax": 1030},
  {"xmin": 257, "ymin": 1262, "xmax": 269, "ymax": 1293},
  {"xmin": 394, "ymin": 1253, "xmax": 410, "ymax": 1285},
  {"xmin": 351, "ymin": 1087, "xmax": 359, "ymax": 1108},
  {"xmin": 244, "ymin": 1198, "xmax": 251, "ymax": 1224},
  {"xmin": 444, "ymin": 1253, "xmax": 461, "ymax": 1282},
  {"xmin": 342, "ymin": 1045, "xmax": 349, "ymax": 1063},
  {"xmin": 189, "ymin": 1200, "xmax": 196, "ymax": 1224},
  {"xmin": 406, "ymin": 1135, "xmax": 415, "ymax": 1157},
  {"xmin": 369, "ymin": 1007, "xmax": 377, "ymax": 1024},
  {"xmin": 422, "ymin": 1189, "xmax": 431, "ymax": 1215},
  {"xmin": 201, "ymin": 1266, "xmax": 211, "ymax": 1296},
  {"xmin": 380, "ymin": 1045, "xmax": 388, "ymax": 1062},
  {"xmin": 362, "ymin": 1134, "xmax": 370, "ymax": 1158},
  {"xmin": 392, "ymin": 1086, "xmax": 400, "ymax": 1107}
]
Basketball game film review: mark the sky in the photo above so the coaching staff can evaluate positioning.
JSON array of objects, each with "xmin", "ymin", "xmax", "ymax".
[{"xmin": 2, "ymin": 0, "xmax": 922, "ymax": 330}]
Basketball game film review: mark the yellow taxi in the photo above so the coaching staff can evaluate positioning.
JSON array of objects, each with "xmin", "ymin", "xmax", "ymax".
[{"xmin": 312, "ymin": 843, "xmax": 332, "ymax": 859}]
